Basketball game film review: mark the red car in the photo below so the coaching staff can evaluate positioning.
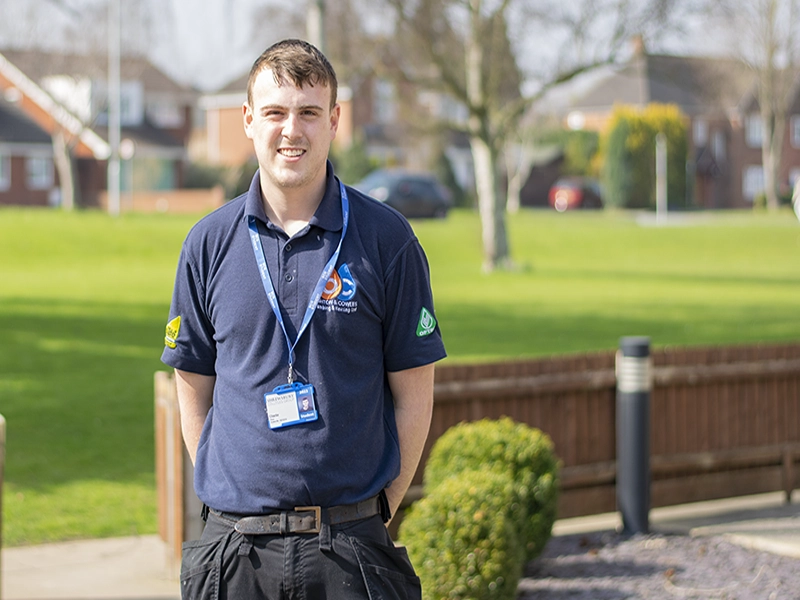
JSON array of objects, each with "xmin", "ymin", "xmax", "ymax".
[{"xmin": 548, "ymin": 178, "xmax": 604, "ymax": 212}]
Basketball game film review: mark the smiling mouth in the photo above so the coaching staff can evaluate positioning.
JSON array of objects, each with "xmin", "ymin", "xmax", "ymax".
[{"xmin": 278, "ymin": 148, "xmax": 305, "ymax": 158}]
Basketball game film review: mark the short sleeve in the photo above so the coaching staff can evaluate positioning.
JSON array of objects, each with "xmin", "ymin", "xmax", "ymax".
[
  {"xmin": 382, "ymin": 238, "xmax": 447, "ymax": 372},
  {"xmin": 160, "ymin": 245, "xmax": 217, "ymax": 375}
]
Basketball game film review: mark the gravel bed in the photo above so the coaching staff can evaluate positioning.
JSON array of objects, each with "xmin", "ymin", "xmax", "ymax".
[{"xmin": 518, "ymin": 530, "xmax": 800, "ymax": 599}]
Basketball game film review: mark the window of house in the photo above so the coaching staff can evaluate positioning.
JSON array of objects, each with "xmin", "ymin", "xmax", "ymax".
[
  {"xmin": 791, "ymin": 116, "xmax": 800, "ymax": 148},
  {"xmin": 147, "ymin": 102, "xmax": 184, "ymax": 128},
  {"xmin": 742, "ymin": 165, "xmax": 764, "ymax": 201},
  {"xmin": 0, "ymin": 153, "xmax": 10, "ymax": 191},
  {"xmin": 693, "ymin": 118, "xmax": 708, "ymax": 146},
  {"xmin": 712, "ymin": 131, "xmax": 726, "ymax": 163},
  {"xmin": 95, "ymin": 80, "xmax": 144, "ymax": 126},
  {"xmin": 120, "ymin": 81, "xmax": 144, "ymax": 126},
  {"xmin": 26, "ymin": 156, "xmax": 53, "ymax": 190},
  {"xmin": 373, "ymin": 79, "xmax": 396, "ymax": 124},
  {"xmin": 745, "ymin": 114, "xmax": 762, "ymax": 148}
]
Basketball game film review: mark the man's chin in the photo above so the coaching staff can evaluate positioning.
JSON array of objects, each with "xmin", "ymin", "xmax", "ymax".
[{"xmin": 267, "ymin": 169, "xmax": 308, "ymax": 189}]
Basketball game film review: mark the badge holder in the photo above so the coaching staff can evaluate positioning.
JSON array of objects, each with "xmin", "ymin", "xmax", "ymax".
[{"xmin": 264, "ymin": 382, "xmax": 318, "ymax": 430}]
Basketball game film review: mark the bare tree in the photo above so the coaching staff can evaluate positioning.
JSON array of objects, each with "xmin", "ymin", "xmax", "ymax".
[
  {"xmin": 381, "ymin": 0, "xmax": 691, "ymax": 271},
  {"xmin": 712, "ymin": 0, "xmax": 800, "ymax": 210}
]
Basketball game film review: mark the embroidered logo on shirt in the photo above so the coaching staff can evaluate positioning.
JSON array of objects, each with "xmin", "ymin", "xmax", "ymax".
[
  {"xmin": 416, "ymin": 307, "xmax": 437, "ymax": 337},
  {"xmin": 164, "ymin": 316, "xmax": 181, "ymax": 348},
  {"xmin": 318, "ymin": 264, "xmax": 358, "ymax": 314},
  {"xmin": 321, "ymin": 269, "xmax": 343, "ymax": 300}
]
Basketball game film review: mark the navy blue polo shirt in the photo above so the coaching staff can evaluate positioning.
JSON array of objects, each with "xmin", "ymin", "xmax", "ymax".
[{"xmin": 161, "ymin": 163, "xmax": 446, "ymax": 514}]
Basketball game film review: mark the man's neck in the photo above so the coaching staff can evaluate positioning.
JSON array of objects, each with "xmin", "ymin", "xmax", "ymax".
[{"xmin": 260, "ymin": 176, "xmax": 326, "ymax": 238}]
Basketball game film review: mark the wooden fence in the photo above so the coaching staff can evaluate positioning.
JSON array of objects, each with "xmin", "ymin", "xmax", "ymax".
[
  {"xmin": 424, "ymin": 342, "xmax": 800, "ymax": 518},
  {"xmin": 155, "ymin": 341, "xmax": 800, "ymax": 561}
]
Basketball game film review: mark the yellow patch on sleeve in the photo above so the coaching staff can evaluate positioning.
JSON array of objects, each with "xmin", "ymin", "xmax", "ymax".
[{"xmin": 165, "ymin": 316, "xmax": 181, "ymax": 349}]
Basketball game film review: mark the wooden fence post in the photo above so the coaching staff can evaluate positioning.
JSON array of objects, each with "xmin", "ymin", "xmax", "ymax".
[
  {"xmin": 1, "ymin": 413, "xmax": 6, "ymax": 600},
  {"xmin": 154, "ymin": 372, "xmax": 204, "ymax": 577},
  {"xmin": 155, "ymin": 372, "xmax": 185, "ymax": 576}
]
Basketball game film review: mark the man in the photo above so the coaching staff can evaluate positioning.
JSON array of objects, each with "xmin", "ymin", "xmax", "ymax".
[{"xmin": 161, "ymin": 38, "xmax": 446, "ymax": 599}]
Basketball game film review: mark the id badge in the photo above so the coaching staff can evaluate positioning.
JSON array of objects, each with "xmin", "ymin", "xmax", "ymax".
[{"xmin": 264, "ymin": 382, "xmax": 318, "ymax": 429}]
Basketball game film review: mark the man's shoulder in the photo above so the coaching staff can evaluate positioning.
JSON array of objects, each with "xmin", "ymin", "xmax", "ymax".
[
  {"xmin": 183, "ymin": 194, "xmax": 248, "ymax": 249},
  {"xmin": 345, "ymin": 184, "xmax": 417, "ymax": 243}
]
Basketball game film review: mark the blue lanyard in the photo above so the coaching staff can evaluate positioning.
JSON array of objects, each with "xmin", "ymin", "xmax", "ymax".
[{"xmin": 247, "ymin": 182, "xmax": 349, "ymax": 383}]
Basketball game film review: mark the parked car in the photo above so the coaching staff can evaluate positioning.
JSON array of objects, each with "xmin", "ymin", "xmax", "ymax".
[
  {"xmin": 548, "ymin": 177, "xmax": 604, "ymax": 212},
  {"xmin": 353, "ymin": 170, "xmax": 453, "ymax": 219}
]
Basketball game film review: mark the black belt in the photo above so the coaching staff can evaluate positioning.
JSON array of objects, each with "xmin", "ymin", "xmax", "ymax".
[{"xmin": 210, "ymin": 494, "xmax": 383, "ymax": 535}]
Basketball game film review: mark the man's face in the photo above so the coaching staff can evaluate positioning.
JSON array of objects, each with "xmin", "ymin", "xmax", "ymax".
[{"xmin": 243, "ymin": 68, "xmax": 339, "ymax": 195}]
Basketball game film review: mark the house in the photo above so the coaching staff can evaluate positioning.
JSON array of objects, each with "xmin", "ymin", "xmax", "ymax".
[
  {"xmin": 0, "ymin": 91, "xmax": 60, "ymax": 207},
  {"xmin": 551, "ymin": 41, "xmax": 800, "ymax": 209},
  {"xmin": 192, "ymin": 72, "xmax": 251, "ymax": 169},
  {"xmin": 0, "ymin": 48, "xmax": 197, "ymax": 208}
]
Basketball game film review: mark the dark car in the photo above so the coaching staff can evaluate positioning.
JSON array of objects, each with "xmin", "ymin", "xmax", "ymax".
[
  {"xmin": 353, "ymin": 170, "xmax": 452, "ymax": 219},
  {"xmin": 548, "ymin": 177, "xmax": 603, "ymax": 212}
]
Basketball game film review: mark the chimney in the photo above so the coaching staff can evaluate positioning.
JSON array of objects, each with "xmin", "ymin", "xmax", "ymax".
[{"xmin": 631, "ymin": 35, "xmax": 646, "ymax": 58}]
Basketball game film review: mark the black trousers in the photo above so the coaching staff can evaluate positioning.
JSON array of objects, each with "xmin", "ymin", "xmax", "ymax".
[{"xmin": 180, "ymin": 512, "xmax": 421, "ymax": 599}]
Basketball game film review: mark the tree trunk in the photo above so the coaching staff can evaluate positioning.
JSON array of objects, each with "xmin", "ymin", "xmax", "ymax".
[
  {"xmin": 761, "ymin": 107, "xmax": 787, "ymax": 211},
  {"xmin": 757, "ymin": 0, "xmax": 786, "ymax": 212},
  {"xmin": 52, "ymin": 130, "xmax": 78, "ymax": 211},
  {"xmin": 466, "ymin": 0, "xmax": 511, "ymax": 272},
  {"xmin": 505, "ymin": 142, "xmax": 534, "ymax": 215},
  {"xmin": 506, "ymin": 169, "xmax": 521, "ymax": 214},
  {"xmin": 471, "ymin": 134, "xmax": 509, "ymax": 272}
]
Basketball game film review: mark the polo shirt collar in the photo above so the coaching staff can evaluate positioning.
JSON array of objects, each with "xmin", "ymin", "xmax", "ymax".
[{"xmin": 243, "ymin": 161, "xmax": 343, "ymax": 233}]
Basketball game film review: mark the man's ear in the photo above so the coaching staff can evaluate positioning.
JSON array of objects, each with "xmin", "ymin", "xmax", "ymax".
[
  {"xmin": 330, "ymin": 103, "xmax": 341, "ymax": 139},
  {"xmin": 243, "ymin": 102, "xmax": 254, "ymax": 139}
]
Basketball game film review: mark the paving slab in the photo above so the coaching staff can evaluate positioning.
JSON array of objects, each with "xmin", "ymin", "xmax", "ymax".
[{"xmin": 2, "ymin": 535, "xmax": 180, "ymax": 600}]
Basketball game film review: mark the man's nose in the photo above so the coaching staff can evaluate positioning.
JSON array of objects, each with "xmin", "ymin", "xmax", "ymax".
[{"xmin": 282, "ymin": 113, "xmax": 302, "ymax": 139}]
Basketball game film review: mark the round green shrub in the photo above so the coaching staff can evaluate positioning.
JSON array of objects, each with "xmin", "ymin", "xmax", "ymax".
[
  {"xmin": 399, "ymin": 469, "xmax": 526, "ymax": 600},
  {"xmin": 423, "ymin": 417, "xmax": 559, "ymax": 561}
]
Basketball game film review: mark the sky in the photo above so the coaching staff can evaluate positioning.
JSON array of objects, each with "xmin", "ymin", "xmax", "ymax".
[
  {"xmin": 149, "ymin": 0, "xmax": 286, "ymax": 90},
  {"xmin": 0, "ymin": 0, "xmax": 733, "ymax": 93},
  {"xmin": 0, "ymin": 0, "xmax": 299, "ymax": 90}
]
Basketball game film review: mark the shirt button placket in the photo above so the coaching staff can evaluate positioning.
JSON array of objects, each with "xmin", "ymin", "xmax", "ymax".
[{"xmin": 281, "ymin": 239, "xmax": 298, "ymax": 312}]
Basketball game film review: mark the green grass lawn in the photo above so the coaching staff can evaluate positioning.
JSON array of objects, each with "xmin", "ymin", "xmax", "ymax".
[
  {"xmin": 1, "ymin": 206, "xmax": 798, "ymax": 546},
  {"xmin": 420, "ymin": 209, "xmax": 800, "ymax": 359}
]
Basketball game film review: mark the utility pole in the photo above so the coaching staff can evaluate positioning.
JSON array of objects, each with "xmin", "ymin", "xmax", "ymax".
[
  {"xmin": 306, "ymin": 0, "xmax": 325, "ymax": 53},
  {"xmin": 655, "ymin": 132, "xmax": 667, "ymax": 225},
  {"xmin": 107, "ymin": 0, "xmax": 121, "ymax": 217}
]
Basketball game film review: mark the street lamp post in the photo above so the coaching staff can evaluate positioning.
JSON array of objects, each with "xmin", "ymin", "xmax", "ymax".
[
  {"xmin": 107, "ymin": 0, "xmax": 121, "ymax": 217},
  {"xmin": 306, "ymin": 0, "xmax": 325, "ymax": 53}
]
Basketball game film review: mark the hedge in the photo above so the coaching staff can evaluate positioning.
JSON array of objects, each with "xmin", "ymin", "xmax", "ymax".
[
  {"xmin": 422, "ymin": 417, "xmax": 559, "ymax": 561},
  {"xmin": 600, "ymin": 103, "xmax": 688, "ymax": 209},
  {"xmin": 399, "ymin": 418, "xmax": 560, "ymax": 599},
  {"xmin": 400, "ymin": 469, "xmax": 526, "ymax": 600}
]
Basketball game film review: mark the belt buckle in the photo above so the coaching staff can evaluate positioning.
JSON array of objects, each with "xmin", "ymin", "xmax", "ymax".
[{"xmin": 294, "ymin": 506, "xmax": 321, "ymax": 533}]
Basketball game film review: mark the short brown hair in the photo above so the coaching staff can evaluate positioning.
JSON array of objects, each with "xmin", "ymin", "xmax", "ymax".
[{"xmin": 247, "ymin": 39, "xmax": 338, "ymax": 110}]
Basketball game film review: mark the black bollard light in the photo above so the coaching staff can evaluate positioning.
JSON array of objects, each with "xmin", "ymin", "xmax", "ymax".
[{"xmin": 616, "ymin": 336, "xmax": 652, "ymax": 534}]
